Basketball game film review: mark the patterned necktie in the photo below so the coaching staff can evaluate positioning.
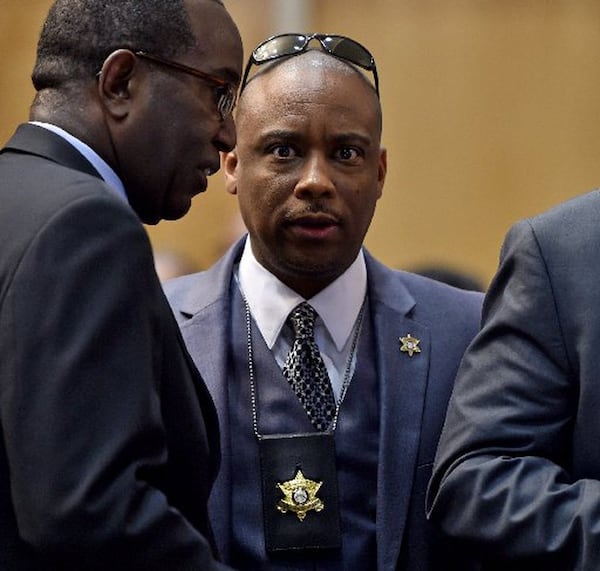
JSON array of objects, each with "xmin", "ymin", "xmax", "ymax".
[{"xmin": 282, "ymin": 302, "xmax": 336, "ymax": 431}]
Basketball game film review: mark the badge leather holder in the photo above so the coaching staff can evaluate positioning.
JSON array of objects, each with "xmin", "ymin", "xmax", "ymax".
[{"xmin": 259, "ymin": 432, "xmax": 341, "ymax": 553}]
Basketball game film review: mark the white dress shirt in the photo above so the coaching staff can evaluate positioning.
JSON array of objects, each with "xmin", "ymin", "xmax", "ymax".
[{"xmin": 237, "ymin": 237, "xmax": 367, "ymax": 402}]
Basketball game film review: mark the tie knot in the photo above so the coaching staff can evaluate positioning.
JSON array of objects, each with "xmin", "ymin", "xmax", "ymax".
[{"xmin": 288, "ymin": 302, "xmax": 317, "ymax": 339}]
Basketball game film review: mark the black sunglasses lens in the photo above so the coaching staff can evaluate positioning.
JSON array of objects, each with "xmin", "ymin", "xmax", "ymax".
[
  {"xmin": 321, "ymin": 36, "xmax": 373, "ymax": 70},
  {"xmin": 253, "ymin": 34, "xmax": 308, "ymax": 63},
  {"xmin": 242, "ymin": 33, "xmax": 378, "ymax": 97}
]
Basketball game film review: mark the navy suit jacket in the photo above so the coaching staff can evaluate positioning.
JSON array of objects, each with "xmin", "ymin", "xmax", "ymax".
[
  {"xmin": 165, "ymin": 239, "xmax": 483, "ymax": 570},
  {"xmin": 0, "ymin": 124, "xmax": 230, "ymax": 570},
  {"xmin": 428, "ymin": 189, "xmax": 600, "ymax": 570}
]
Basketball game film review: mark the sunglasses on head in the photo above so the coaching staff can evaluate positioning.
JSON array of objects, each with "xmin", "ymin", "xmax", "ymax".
[{"xmin": 240, "ymin": 33, "xmax": 379, "ymax": 97}]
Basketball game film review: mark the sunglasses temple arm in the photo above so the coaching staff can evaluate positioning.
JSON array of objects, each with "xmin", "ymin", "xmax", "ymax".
[
  {"xmin": 372, "ymin": 65, "xmax": 380, "ymax": 97},
  {"xmin": 240, "ymin": 54, "xmax": 257, "ymax": 93}
]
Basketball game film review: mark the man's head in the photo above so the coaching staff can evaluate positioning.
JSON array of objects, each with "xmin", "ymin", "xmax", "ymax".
[
  {"xmin": 223, "ymin": 45, "xmax": 386, "ymax": 299},
  {"xmin": 30, "ymin": 0, "xmax": 243, "ymax": 224}
]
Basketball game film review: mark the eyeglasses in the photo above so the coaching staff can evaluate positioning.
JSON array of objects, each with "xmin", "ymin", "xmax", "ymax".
[
  {"xmin": 240, "ymin": 33, "xmax": 379, "ymax": 97},
  {"xmin": 134, "ymin": 51, "xmax": 237, "ymax": 120}
]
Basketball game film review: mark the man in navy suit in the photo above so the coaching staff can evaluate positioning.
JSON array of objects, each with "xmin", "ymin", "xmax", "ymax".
[
  {"xmin": 165, "ymin": 34, "xmax": 482, "ymax": 570},
  {"xmin": 0, "ymin": 0, "xmax": 242, "ymax": 568}
]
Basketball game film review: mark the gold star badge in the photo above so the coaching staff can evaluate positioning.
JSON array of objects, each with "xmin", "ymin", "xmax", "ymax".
[
  {"xmin": 400, "ymin": 333, "xmax": 421, "ymax": 357},
  {"xmin": 276, "ymin": 468, "xmax": 325, "ymax": 522}
]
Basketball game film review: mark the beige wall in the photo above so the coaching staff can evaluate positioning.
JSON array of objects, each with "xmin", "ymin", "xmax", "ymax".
[{"xmin": 4, "ymin": 1, "xmax": 600, "ymax": 285}]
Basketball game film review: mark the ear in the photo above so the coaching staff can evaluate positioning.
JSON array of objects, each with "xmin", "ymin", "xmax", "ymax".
[
  {"xmin": 96, "ymin": 49, "xmax": 138, "ymax": 120},
  {"xmin": 222, "ymin": 150, "xmax": 239, "ymax": 195},
  {"xmin": 376, "ymin": 147, "xmax": 387, "ymax": 199}
]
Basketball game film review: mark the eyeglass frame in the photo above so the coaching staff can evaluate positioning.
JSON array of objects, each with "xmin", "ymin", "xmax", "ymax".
[
  {"xmin": 134, "ymin": 50, "xmax": 237, "ymax": 120},
  {"xmin": 240, "ymin": 33, "xmax": 380, "ymax": 97}
]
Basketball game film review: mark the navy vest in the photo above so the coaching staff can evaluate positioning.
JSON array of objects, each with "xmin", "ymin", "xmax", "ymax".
[{"xmin": 226, "ymin": 287, "xmax": 379, "ymax": 570}]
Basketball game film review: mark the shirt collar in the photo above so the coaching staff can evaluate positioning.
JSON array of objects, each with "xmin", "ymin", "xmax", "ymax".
[
  {"xmin": 29, "ymin": 121, "xmax": 128, "ymax": 203},
  {"xmin": 238, "ymin": 236, "xmax": 367, "ymax": 351}
]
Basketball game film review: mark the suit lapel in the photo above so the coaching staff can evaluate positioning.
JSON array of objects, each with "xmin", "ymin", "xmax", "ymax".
[
  {"xmin": 365, "ymin": 254, "xmax": 431, "ymax": 571},
  {"xmin": 180, "ymin": 304, "xmax": 230, "ymax": 413}
]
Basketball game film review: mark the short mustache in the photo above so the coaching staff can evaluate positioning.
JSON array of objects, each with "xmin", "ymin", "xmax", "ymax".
[{"xmin": 283, "ymin": 202, "xmax": 340, "ymax": 222}]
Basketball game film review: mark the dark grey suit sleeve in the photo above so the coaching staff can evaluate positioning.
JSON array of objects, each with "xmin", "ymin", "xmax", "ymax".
[
  {"xmin": 426, "ymin": 219, "xmax": 600, "ymax": 569},
  {"xmin": 4, "ymin": 190, "xmax": 231, "ymax": 570}
]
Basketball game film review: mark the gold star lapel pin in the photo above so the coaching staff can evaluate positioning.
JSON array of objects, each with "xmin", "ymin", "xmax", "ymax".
[
  {"xmin": 276, "ymin": 468, "xmax": 325, "ymax": 522},
  {"xmin": 400, "ymin": 333, "xmax": 421, "ymax": 357}
]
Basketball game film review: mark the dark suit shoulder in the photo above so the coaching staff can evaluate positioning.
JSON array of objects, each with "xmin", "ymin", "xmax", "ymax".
[
  {"xmin": 382, "ymin": 265, "xmax": 483, "ymax": 331},
  {"xmin": 163, "ymin": 241, "xmax": 244, "ymax": 323},
  {"xmin": 1, "ymin": 147, "xmax": 128, "ymax": 223},
  {"xmin": 530, "ymin": 188, "xmax": 600, "ymax": 227},
  {"xmin": 520, "ymin": 188, "xmax": 600, "ymax": 250},
  {"xmin": 399, "ymin": 269, "xmax": 483, "ymax": 307},
  {"xmin": 162, "ymin": 272, "xmax": 208, "ymax": 321},
  {"xmin": 0, "ymin": 156, "xmax": 146, "ymax": 312}
]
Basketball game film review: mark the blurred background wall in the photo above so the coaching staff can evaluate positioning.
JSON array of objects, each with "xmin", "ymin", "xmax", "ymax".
[{"xmin": 3, "ymin": 0, "xmax": 600, "ymax": 286}]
